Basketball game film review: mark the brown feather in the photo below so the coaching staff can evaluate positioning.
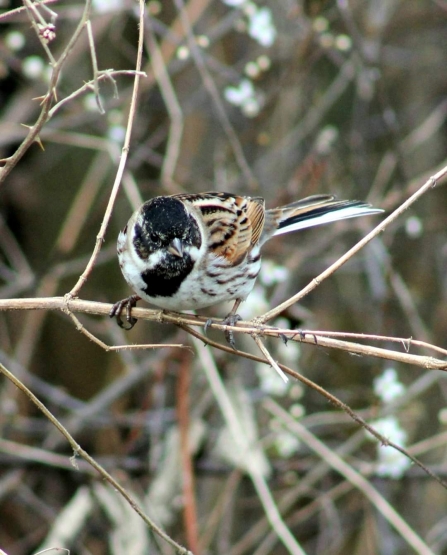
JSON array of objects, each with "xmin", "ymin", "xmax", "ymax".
[
  {"xmin": 176, "ymin": 192, "xmax": 265, "ymax": 263},
  {"xmin": 246, "ymin": 197, "xmax": 265, "ymax": 248}
]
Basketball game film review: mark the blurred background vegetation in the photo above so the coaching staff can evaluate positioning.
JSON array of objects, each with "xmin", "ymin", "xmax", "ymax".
[{"xmin": 1, "ymin": 0, "xmax": 447, "ymax": 554}]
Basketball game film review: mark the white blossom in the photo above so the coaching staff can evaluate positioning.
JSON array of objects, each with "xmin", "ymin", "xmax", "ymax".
[
  {"xmin": 238, "ymin": 285, "xmax": 268, "ymax": 319},
  {"xmin": 224, "ymin": 79, "xmax": 255, "ymax": 106},
  {"xmin": 241, "ymin": 97, "xmax": 261, "ymax": 117},
  {"xmin": 6, "ymin": 31, "xmax": 25, "ymax": 51},
  {"xmin": 259, "ymin": 259, "xmax": 289, "ymax": 286},
  {"xmin": 374, "ymin": 368, "xmax": 405, "ymax": 403},
  {"xmin": 257, "ymin": 363, "xmax": 289, "ymax": 396},
  {"xmin": 247, "ymin": 7, "xmax": 277, "ymax": 47},
  {"xmin": 22, "ymin": 56, "xmax": 45, "ymax": 80},
  {"xmin": 405, "ymin": 216, "xmax": 423, "ymax": 239},
  {"xmin": 274, "ymin": 430, "xmax": 300, "ymax": 458},
  {"xmin": 108, "ymin": 125, "xmax": 126, "ymax": 144},
  {"xmin": 221, "ymin": 0, "xmax": 246, "ymax": 5},
  {"xmin": 224, "ymin": 79, "xmax": 262, "ymax": 118},
  {"xmin": 367, "ymin": 416, "xmax": 411, "ymax": 479},
  {"xmin": 93, "ymin": 0, "xmax": 123, "ymax": 13}
]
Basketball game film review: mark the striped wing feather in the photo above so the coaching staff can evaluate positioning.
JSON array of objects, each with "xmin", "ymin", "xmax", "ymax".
[{"xmin": 176, "ymin": 192, "xmax": 265, "ymax": 263}]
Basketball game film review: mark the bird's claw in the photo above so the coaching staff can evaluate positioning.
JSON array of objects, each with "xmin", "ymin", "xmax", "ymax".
[
  {"xmin": 222, "ymin": 313, "xmax": 242, "ymax": 350},
  {"xmin": 204, "ymin": 318, "xmax": 214, "ymax": 335},
  {"xmin": 109, "ymin": 295, "xmax": 140, "ymax": 330}
]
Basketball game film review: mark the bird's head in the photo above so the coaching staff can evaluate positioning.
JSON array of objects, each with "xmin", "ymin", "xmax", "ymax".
[{"xmin": 132, "ymin": 197, "xmax": 202, "ymax": 269}]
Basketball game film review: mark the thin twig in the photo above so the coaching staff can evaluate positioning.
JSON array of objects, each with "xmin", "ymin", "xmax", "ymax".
[
  {"xmin": 0, "ymin": 0, "xmax": 58, "ymax": 22},
  {"xmin": 0, "ymin": 361, "xmax": 193, "ymax": 555},
  {"xmin": 0, "ymin": 1, "xmax": 93, "ymax": 183},
  {"xmin": 191, "ymin": 337, "xmax": 307, "ymax": 555},
  {"xmin": 177, "ymin": 353, "xmax": 201, "ymax": 554},
  {"xmin": 264, "ymin": 399, "xmax": 437, "ymax": 555},
  {"xmin": 23, "ymin": 0, "xmax": 56, "ymax": 65},
  {"xmin": 179, "ymin": 325, "xmax": 447, "ymax": 491},
  {"xmin": 1, "ymin": 296, "xmax": 445, "ymax": 488},
  {"xmin": 258, "ymin": 166, "xmax": 447, "ymax": 323},
  {"xmin": 146, "ymin": 19, "xmax": 183, "ymax": 192},
  {"xmin": 86, "ymin": 19, "xmax": 105, "ymax": 114},
  {"xmin": 300, "ymin": 330, "xmax": 447, "ymax": 357},
  {"xmin": 1, "ymin": 297, "xmax": 446, "ymax": 371},
  {"xmin": 47, "ymin": 70, "xmax": 147, "ymax": 119},
  {"xmin": 68, "ymin": 0, "xmax": 146, "ymax": 297},
  {"xmin": 252, "ymin": 335, "xmax": 288, "ymax": 383},
  {"xmin": 173, "ymin": 0, "xmax": 257, "ymax": 189},
  {"xmin": 67, "ymin": 310, "xmax": 186, "ymax": 351}
]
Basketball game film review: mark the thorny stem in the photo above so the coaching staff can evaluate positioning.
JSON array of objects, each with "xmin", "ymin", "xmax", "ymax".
[{"xmin": 0, "ymin": 0, "xmax": 93, "ymax": 183}]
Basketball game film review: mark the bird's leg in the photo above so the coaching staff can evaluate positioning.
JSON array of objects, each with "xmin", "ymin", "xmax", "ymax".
[
  {"xmin": 109, "ymin": 295, "xmax": 141, "ymax": 330},
  {"xmin": 222, "ymin": 298, "xmax": 243, "ymax": 350},
  {"xmin": 204, "ymin": 318, "xmax": 214, "ymax": 335}
]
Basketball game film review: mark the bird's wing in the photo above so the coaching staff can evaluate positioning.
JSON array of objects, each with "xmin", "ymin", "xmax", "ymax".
[{"xmin": 177, "ymin": 192, "xmax": 265, "ymax": 264}]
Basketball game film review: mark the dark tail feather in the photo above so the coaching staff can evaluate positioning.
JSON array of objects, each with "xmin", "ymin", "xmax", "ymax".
[{"xmin": 274, "ymin": 196, "xmax": 383, "ymax": 237}]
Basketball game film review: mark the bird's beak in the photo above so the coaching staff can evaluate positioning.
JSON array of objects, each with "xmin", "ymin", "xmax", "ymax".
[{"xmin": 167, "ymin": 237, "xmax": 184, "ymax": 258}]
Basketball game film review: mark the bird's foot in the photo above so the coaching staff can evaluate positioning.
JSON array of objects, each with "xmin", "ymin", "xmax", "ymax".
[
  {"xmin": 222, "ymin": 313, "xmax": 242, "ymax": 350},
  {"xmin": 109, "ymin": 295, "xmax": 140, "ymax": 330}
]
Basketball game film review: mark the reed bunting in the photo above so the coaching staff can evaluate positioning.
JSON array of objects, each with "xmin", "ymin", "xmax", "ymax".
[{"xmin": 110, "ymin": 192, "xmax": 382, "ymax": 339}]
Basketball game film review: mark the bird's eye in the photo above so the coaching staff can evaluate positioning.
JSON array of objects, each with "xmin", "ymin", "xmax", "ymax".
[{"xmin": 150, "ymin": 233, "xmax": 158, "ymax": 243}]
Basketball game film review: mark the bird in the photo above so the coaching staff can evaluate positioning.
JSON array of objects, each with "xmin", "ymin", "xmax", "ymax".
[{"xmin": 110, "ymin": 191, "xmax": 383, "ymax": 344}]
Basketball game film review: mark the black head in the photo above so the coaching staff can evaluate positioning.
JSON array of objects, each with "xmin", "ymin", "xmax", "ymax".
[{"xmin": 133, "ymin": 196, "xmax": 201, "ymax": 260}]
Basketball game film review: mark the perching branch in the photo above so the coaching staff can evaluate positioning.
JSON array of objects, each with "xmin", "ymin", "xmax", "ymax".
[{"xmin": 0, "ymin": 296, "xmax": 446, "ymax": 371}]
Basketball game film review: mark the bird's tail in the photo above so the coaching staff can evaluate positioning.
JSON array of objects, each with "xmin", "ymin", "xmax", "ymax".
[{"xmin": 268, "ymin": 194, "xmax": 383, "ymax": 239}]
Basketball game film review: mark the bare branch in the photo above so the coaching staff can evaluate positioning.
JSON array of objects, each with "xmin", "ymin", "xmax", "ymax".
[
  {"xmin": 258, "ymin": 165, "xmax": 447, "ymax": 323},
  {"xmin": 0, "ymin": 360, "xmax": 193, "ymax": 555},
  {"xmin": 1, "ymin": 296, "xmax": 446, "ymax": 371},
  {"xmin": 68, "ymin": 2, "xmax": 146, "ymax": 297},
  {"xmin": 0, "ymin": 1, "xmax": 93, "ymax": 183}
]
